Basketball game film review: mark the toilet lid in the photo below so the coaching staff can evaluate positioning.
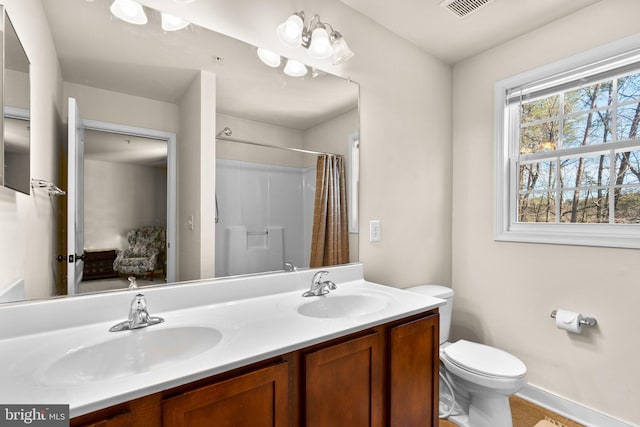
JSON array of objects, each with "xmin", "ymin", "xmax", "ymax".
[{"xmin": 443, "ymin": 340, "xmax": 526, "ymax": 378}]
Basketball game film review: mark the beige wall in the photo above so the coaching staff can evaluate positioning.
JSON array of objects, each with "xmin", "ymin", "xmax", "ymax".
[
  {"xmin": 140, "ymin": 0, "xmax": 453, "ymax": 289},
  {"xmin": 84, "ymin": 159, "xmax": 167, "ymax": 250},
  {"xmin": 452, "ymin": 0, "xmax": 640, "ymax": 423},
  {"xmin": 63, "ymin": 82, "xmax": 179, "ymax": 132},
  {"xmin": 216, "ymin": 113, "xmax": 306, "ymax": 167},
  {"xmin": 177, "ymin": 71, "xmax": 216, "ymax": 281},
  {"xmin": 0, "ymin": 0, "xmax": 63, "ymax": 299},
  {"xmin": 304, "ymin": 108, "xmax": 357, "ymax": 162}
]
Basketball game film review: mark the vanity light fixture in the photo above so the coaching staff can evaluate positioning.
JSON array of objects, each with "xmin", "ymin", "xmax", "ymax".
[
  {"xmin": 276, "ymin": 11, "xmax": 354, "ymax": 65},
  {"xmin": 161, "ymin": 11, "xmax": 190, "ymax": 31},
  {"xmin": 110, "ymin": 0, "xmax": 148, "ymax": 25}
]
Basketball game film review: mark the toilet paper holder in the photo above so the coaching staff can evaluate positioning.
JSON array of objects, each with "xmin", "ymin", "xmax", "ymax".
[{"xmin": 550, "ymin": 309, "xmax": 597, "ymax": 327}]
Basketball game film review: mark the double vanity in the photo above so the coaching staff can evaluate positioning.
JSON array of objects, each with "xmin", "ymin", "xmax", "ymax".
[{"xmin": 0, "ymin": 264, "xmax": 444, "ymax": 426}]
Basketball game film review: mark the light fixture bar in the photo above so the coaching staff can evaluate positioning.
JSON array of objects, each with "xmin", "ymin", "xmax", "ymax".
[{"xmin": 275, "ymin": 11, "xmax": 354, "ymax": 65}]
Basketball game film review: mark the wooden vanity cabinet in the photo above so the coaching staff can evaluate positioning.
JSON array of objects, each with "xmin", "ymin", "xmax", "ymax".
[
  {"xmin": 71, "ymin": 310, "xmax": 439, "ymax": 427},
  {"xmin": 388, "ymin": 314, "xmax": 440, "ymax": 427},
  {"xmin": 163, "ymin": 362, "xmax": 289, "ymax": 427},
  {"xmin": 302, "ymin": 331, "xmax": 384, "ymax": 427}
]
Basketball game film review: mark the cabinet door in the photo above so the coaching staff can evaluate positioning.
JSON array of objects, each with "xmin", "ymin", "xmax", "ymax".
[
  {"xmin": 388, "ymin": 314, "xmax": 439, "ymax": 427},
  {"xmin": 74, "ymin": 412, "xmax": 131, "ymax": 427},
  {"xmin": 163, "ymin": 362, "xmax": 289, "ymax": 427},
  {"xmin": 304, "ymin": 332, "xmax": 383, "ymax": 427}
]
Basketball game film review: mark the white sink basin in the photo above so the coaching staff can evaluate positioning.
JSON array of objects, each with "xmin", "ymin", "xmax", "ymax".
[
  {"xmin": 297, "ymin": 293, "xmax": 392, "ymax": 319},
  {"xmin": 41, "ymin": 326, "xmax": 222, "ymax": 385}
]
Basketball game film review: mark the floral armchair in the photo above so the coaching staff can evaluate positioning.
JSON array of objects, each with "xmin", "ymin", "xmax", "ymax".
[{"xmin": 113, "ymin": 226, "xmax": 166, "ymax": 280}]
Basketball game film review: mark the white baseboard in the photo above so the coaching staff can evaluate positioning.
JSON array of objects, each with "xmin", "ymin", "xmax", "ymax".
[{"xmin": 516, "ymin": 384, "xmax": 637, "ymax": 427}]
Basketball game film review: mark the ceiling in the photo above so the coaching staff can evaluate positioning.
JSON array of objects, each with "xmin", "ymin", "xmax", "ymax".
[
  {"xmin": 340, "ymin": 0, "xmax": 602, "ymax": 64},
  {"xmin": 84, "ymin": 130, "xmax": 167, "ymax": 166},
  {"xmin": 41, "ymin": 0, "xmax": 358, "ymax": 131}
]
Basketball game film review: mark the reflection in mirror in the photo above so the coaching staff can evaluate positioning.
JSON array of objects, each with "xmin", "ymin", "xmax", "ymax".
[
  {"xmin": 215, "ymin": 119, "xmax": 359, "ymax": 277},
  {"xmin": 3, "ymin": 11, "xmax": 30, "ymax": 194},
  {"xmin": 78, "ymin": 130, "xmax": 168, "ymax": 294},
  {"xmin": 1, "ymin": 0, "xmax": 359, "ymax": 304}
]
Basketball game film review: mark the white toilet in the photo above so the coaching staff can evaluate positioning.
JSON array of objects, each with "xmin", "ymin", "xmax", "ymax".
[{"xmin": 406, "ymin": 285, "xmax": 526, "ymax": 427}]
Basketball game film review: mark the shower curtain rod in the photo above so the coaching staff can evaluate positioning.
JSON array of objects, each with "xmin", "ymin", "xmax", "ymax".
[{"xmin": 215, "ymin": 127, "xmax": 343, "ymax": 158}]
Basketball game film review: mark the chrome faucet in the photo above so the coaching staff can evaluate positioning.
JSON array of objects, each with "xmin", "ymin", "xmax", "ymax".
[
  {"xmin": 109, "ymin": 293, "xmax": 164, "ymax": 332},
  {"xmin": 284, "ymin": 262, "xmax": 297, "ymax": 272},
  {"xmin": 128, "ymin": 276, "xmax": 138, "ymax": 289},
  {"xmin": 302, "ymin": 271, "xmax": 337, "ymax": 297}
]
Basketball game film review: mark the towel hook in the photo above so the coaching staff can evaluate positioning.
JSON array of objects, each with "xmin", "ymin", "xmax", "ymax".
[{"xmin": 30, "ymin": 179, "xmax": 66, "ymax": 196}]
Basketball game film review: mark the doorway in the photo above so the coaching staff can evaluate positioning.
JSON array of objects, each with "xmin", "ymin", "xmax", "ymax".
[{"xmin": 62, "ymin": 116, "xmax": 177, "ymax": 295}]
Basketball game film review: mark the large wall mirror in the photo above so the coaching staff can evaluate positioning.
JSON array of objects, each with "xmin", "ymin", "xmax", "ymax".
[
  {"xmin": 2, "ymin": 8, "xmax": 31, "ymax": 195},
  {"xmin": 0, "ymin": 0, "xmax": 359, "ymax": 303}
]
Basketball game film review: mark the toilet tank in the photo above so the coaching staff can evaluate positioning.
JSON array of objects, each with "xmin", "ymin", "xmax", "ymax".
[{"xmin": 404, "ymin": 285, "xmax": 454, "ymax": 344}]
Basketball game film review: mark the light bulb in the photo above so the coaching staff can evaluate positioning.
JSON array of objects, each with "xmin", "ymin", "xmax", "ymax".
[
  {"xmin": 161, "ymin": 12, "xmax": 189, "ymax": 31},
  {"xmin": 257, "ymin": 48, "xmax": 281, "ymax": 68},
  {"xmin": 276, "ymin": 14, "xmax": 304, "ymax": 48},
  {"xmin": 283, "ymin": 59, "xmax": 308, "ymax": 77},
  {"xmin": 307, "ymin": 27, "xmax": 332, "ymax": 59},
  {"xmin": 331, "ymin": 36, "xmax": 354, "ymax": 65},
  {"xmin": 110, "ymin": 0, "xmax": 148, "ymax": 25}
]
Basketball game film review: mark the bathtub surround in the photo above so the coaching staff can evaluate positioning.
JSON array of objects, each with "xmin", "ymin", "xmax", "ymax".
[{"xmin": 215, "ymin": 158, "xmax": 314, "ymax": 276}]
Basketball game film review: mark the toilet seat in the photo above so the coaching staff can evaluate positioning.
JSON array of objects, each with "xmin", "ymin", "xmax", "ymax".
[{"xmin": 443, "ymin": 340, "xmax": 526, "ymax": 379}]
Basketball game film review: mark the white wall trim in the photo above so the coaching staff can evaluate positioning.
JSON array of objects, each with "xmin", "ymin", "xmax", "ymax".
[{"xmin": 517, "ymin": 384, "xmax": 638, "ymax": 427}]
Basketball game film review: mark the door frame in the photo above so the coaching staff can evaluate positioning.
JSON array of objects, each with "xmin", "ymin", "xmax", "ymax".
[
  {"xmin": 67, "ymin": 98, "xmax": 85, "ymax": 295},
  {"xmin": 82, "ymin": 119, "xmax": 177, "ymax": 283}
]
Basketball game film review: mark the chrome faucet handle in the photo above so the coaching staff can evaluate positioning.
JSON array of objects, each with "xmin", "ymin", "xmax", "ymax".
[
  {"xmin": 110, "ymin": 293, "xmax": 164, "ymax": 332},
  {"xmin": 128, "ymin": 294, "xmax": 149, "ymax": 327},
  {"xmin": 312, "ymin": 270, "xmax": 330, "ymax": 284},
  {"xmin": 302, "ymin": 271, "xmax": 336, "ymax": 297}
]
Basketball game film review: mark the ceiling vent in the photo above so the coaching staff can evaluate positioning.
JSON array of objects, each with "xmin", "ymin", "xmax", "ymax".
[{"xmin": 440, "ymin": 0, "xmax": 495, "ymax": 18}]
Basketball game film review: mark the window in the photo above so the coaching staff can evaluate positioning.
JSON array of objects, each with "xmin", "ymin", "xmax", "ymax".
[{"xmin": 495, "ymin": 35, "xmax": 640, "ymax": 248}]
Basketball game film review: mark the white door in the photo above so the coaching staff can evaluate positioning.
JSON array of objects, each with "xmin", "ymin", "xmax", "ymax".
[{"xmin": 67, "ymin": 98, "xmax": 85, "ymax": 295}]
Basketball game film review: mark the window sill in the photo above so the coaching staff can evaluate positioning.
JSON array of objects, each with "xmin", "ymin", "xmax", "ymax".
[{"xmin": 495, "ymin": 224, "xmax": 640, "ymax": 249}]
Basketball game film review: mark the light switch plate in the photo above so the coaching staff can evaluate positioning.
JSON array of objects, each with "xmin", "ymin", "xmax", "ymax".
[{"xmin": 370, "ymin": 220, "xmax": 381, "ymax": 242}]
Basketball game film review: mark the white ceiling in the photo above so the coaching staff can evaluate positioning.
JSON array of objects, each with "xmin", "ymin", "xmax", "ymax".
[
  {"xmin": 84, "ymin": 130, "xmax": 167, "ymax": 166},
  {"xmin": 41, "ymin": 0, "xmax": 358, "ymax": 131},
  {"xmin": 340, "ymin": 0, "xmax": 602, "ymax": 64},
  {"xmin": 40, "ymin": 0, "xmax": 603, "ymax": 141}
]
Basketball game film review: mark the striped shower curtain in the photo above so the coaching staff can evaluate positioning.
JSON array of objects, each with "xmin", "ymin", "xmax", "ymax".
[{"xmin": 309, "ymin": 155, "xmax": 349, "ymax": 267}]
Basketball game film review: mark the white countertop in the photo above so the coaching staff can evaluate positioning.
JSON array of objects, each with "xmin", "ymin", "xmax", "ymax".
[{"xmin": 0, "ymin": 265, "xmax": 443, "ymax": 417}]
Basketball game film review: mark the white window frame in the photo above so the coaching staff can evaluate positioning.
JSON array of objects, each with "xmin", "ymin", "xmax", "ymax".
[{"xmin": 494, "ymin": 33, "xmax": 640, "ymax": 249}]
